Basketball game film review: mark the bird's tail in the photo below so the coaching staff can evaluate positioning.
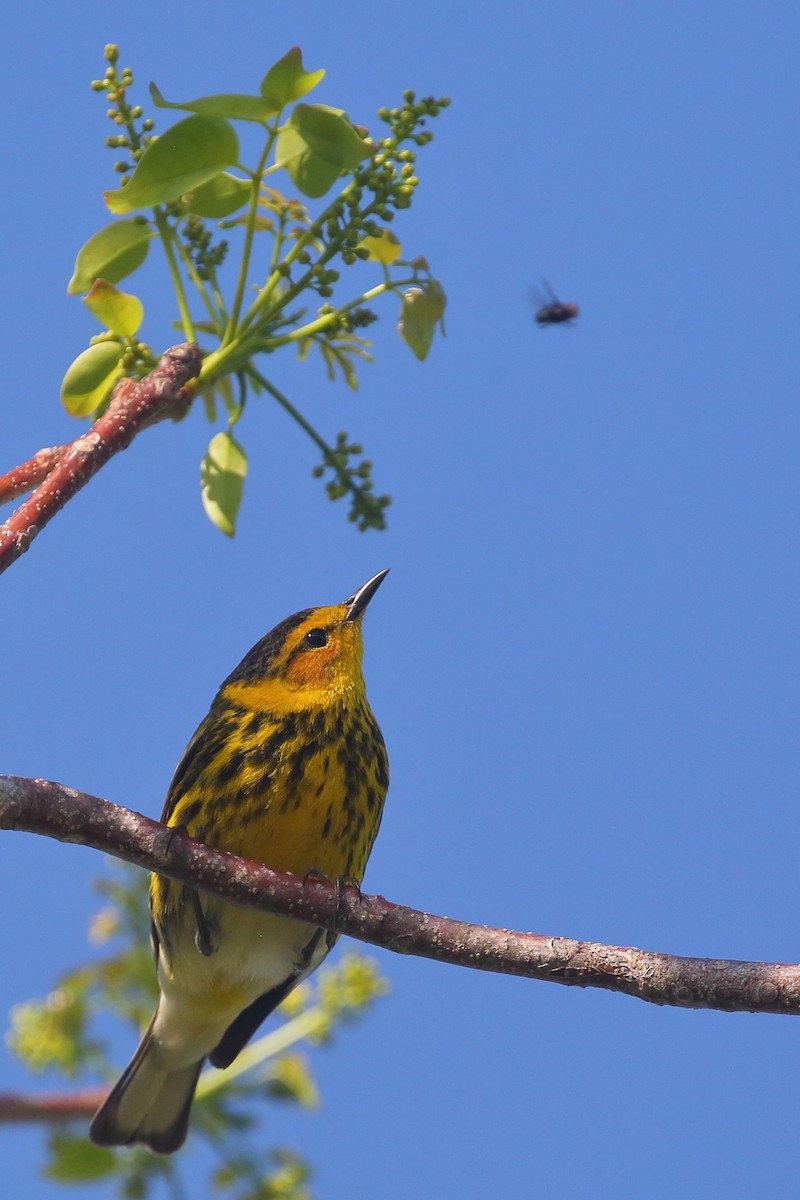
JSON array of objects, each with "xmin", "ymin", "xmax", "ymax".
[{"xmin": 89, "ymin": 1015, "xmax": 204, "ymax": 1154}]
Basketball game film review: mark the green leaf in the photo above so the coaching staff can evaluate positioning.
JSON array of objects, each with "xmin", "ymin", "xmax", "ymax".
[
  {"xmin": 260, "ymin": 47, "xmax": 325, "ymax": 111},
  {"xmin": 7, "ymin": 987, "xmax": 89, "ymax": 1075},
  {"xmin": 359, "ymin": 228, "xmax": 401, "ymax": 265},
  {"xmin": 83, "ymin": 280, "xmax": 143, "ymax": 338},
  {"xmin": 60, "ymin": 342, "xmax": 125, "ymax": 417},
  {"xmin": 184, "ymin": 171, "xmax": 251, "ymax": 218},
  {"xmin": 398, "ymin": 282, "xmax": 447, "ymax": 361},
  {"xmin": 200, "ymin": 431, "xmax": 248, "ymax": 537},
  {"xmin": 104, "ymin": 116, "xmax": 239, "ymax": 214},
  {"xmin": 45, "ymin": 1133, "xmax": 116, "ymax": 1182},
  {"xmin": 275, "ymin": 104, "xmax": 371, "ymax": 199},
  {"xmin": 149, "ymin": 81, "xmax": 276, "ymax": 123},
  {"xmin": 267, "ymin": 1052, "xmax": 321, "ymax": 1109},
  {"xmin": 67, "ymin": 219, "xmax": 153, "ymax": 295}
]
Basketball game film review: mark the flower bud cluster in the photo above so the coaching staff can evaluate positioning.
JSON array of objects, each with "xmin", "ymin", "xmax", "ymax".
[
  {"xmin": 90, "ymin": 46, "xmax": 154, "ymax": 180},
  {"xmin": 311, "ymin": 432, "xmax": 391, "ymax": 531},
  {"xmin": 183, "ymin": 214, "xmax": 229, "ymax": 280}
]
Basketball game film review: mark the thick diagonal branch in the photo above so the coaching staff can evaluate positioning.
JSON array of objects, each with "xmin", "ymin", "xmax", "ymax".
[
  {"xmin": 1, "ymin": 773, "xmax": 798, "ymax": 1017},
  {"xmin": 0, "ymin": 343, "xmax": 201, "ymax": 575}
]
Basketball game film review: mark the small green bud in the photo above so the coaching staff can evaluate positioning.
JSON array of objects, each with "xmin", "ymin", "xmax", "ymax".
[{"xmin": 104, "ymin": 44, "xmax": 119, "ymax": 63}]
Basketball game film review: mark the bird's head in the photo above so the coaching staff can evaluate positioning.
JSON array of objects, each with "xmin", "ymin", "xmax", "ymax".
[{"xmin": 221, "ymin": 569, "xmax": 389, "ymax": 713}]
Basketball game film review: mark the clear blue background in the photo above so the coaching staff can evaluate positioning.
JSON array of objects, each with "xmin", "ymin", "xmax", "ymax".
[{"xmin": 3, "ymin": 2, "xmax": 799, "ymax": 1196}]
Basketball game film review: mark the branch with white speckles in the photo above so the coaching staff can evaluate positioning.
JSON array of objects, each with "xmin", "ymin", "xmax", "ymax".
[
  {"xmin": 0, "ymin": 343, "xmax": 201, "ymax": 576},
  {"xmin": 1, "ymin": 773, "xmax": 798, "ymax": 1021}
]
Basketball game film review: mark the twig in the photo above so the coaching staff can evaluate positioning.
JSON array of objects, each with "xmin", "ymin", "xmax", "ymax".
[
  {"xmin": 0, "ymin": 343, "xmax": 201, "ymax": 576},
  {"xmin": 0, "ymin": 1089, "xmax": 107, "ymax": 1124},
  {"xmin": 0, "ymin": 446, "xmax": 68, "ymax": 505},
  {"xmin": 1, "ymin": 773, "xmax": 798, "ymax": 1017}
]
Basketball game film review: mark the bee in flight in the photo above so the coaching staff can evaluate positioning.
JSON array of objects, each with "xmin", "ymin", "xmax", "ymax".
[{"xmin": 532, "ymin": 281, "xmax": 579, "ymax": 326}]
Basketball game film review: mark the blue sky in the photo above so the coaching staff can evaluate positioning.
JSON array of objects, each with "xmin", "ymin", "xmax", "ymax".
[{"xmin": 3, "ymin": 2, "xmax": 800, "ymax": 1196}]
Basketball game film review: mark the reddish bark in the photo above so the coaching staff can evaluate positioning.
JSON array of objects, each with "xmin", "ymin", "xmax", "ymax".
[
  {"xmin": 1, "ymin": 773, "xmax": 799, "ymax": 1018},
  {"xmin": 0, "ymin": 446, "xmax": 68, "ymax": 504},
  {"xmin": 0, "ymin": 343, "xmax": 201, "ymax": 576},
  {"xmin": 0, "ymin": 1089, "xmax": 107, "ymax": 1124}
]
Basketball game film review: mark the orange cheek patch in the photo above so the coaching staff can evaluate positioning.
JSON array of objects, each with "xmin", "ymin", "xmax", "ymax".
[{"xmin": 284, "ymin": 644, "xmax": 338, "ymax": 688}]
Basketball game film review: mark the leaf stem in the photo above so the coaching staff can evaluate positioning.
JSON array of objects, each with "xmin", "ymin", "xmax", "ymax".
[
  {"xmin": 248, "ymin": 368, "xmax": 331, "ymax": 457},
  {"xmin": 153, "ymin": 209, "xmax": 195, "ymax": 341},
  {"xmin": 172, "ymin": 237, "xmax": 225, "ymax": 335},
  {"xmin": 196, "ymin": 1008, "xmax": 326, "ymax": 1101},
  {"xmin": 222, "ymin": 133, "xmax": 276, "ymax": 343},
  {"xmin": 271, "ymin": 276, "xmax": 417, "ymax": 347}
]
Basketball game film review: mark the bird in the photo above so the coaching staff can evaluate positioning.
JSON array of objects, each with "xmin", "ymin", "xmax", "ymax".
[{"xmin": 89, "ymin": 570, "xmax": 390, "ymax": 1154}]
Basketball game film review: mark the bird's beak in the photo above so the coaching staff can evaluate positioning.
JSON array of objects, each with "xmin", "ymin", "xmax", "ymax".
[{"xmin": 344, "ymin": 569, "xmax": 390, "ymax": 622}]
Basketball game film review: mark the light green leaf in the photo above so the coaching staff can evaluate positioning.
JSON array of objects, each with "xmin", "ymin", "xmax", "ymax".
[
  {"xmin": 200, "ymin": 431, "xmax": 248, "ymax": 536},
  {"xmin": 359, "ymin": 228, "xmax": 401, "ymax": 265},
  {"xmin": 398, "ymin": 282, "xmax": 447, "ymax": 361},
  {"xmin": 260, "ymin": 47, "xmax": 325, "ymax": 111},
  {"xmin": 149, "ymin": 81, "xmax": 275, "ymax": 123},
  {"xmin": 104, "ymin": 116, "xmax": 239, "ymax": 214},
  {"xmin": 266, "ymin": 1052, "xmax": 320, "ymax": 1109},
  {"xmin": 184, "ymin": 171, "xmax": 251, "ymax": 218},
  {"xmin": 67, "ymin": 219, "xmax": 153, "ymax": 294},
  {"xmin": 83, "ymin": 280, "xmax": 143, "ymax": 338},
  {"xmin": 275, "ymin": 104, "xmax": 371, "ymax": 199},
  {"xmin": 60, "ymin": 342, "xmax": 125, "ymax": 417},
  {"xmin": 45, "ymin": 1133, "xmax": 116, "ymax": 1183}
]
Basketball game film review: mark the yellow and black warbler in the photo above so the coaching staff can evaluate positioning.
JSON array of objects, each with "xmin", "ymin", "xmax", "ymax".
[{"xmin": 90, "ymin": 570, "xmax": 389, "ymax": 1153}]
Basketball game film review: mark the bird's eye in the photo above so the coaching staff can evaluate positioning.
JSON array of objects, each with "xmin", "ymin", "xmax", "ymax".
[{"xmin": 304, "ymin": 628, "xmax": 329, "ymax": 649}]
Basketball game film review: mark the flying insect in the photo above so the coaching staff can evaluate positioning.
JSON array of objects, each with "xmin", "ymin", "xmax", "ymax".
[{"xmin": 533, "ymin": 281, "xmax": 579, "ymax": 326}]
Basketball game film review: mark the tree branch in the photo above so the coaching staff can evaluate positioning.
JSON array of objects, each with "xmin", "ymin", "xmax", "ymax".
[
  {"xmin": 0, "ymin": 1089, "xmax": 107, "ymax": 1124},
  {"xmin": 0, "ymin": 445, "xmax": 68, "ymax": 505},
  {"xmin": 0, "ymin": 343, "xmax": 202, "ymax": 576},
  {"xmin": 1, "ymin": 773, "xmax": 798, "ymax": 1018}
]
